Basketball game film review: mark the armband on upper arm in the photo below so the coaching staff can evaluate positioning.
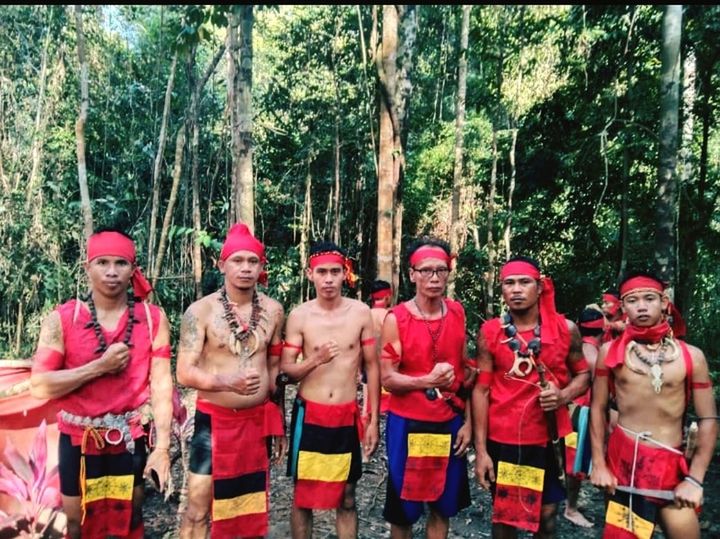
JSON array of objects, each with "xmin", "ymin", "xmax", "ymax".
[
  {"xmin": 380, "ymin": 343, "xmax": 400, "ymax": 363},
  {"xmin": 692, "ymin": 381, "xmax": 712, "ymax": 390},
  {"xmin": 569, "ymin": 357, "xmax": 590, "ymax": 375},
  {"xmin": 152, "ymin": 345, "xmax": 172, "ymax": 359},
  {"xmin": 361, "ymin": 337, "xmax": 376, "ymax": 347},
  {"xmin": 33, "ymin": 347, "xmax": 65, "ymax": 372},
  {"xmin": 476, "ymin": 370, "xmax": 493, "ymax": 387},
  {"xmin": 268, "ymin": 342, "xmax": 283, "ymax": 356}
]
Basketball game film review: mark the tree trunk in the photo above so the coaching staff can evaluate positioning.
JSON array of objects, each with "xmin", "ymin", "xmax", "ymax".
[
  {"xmin": 356, "ymin": 5, "xmax": 379, "ymax": 180},
  {"xmin": 654, "ymin": 4, "xmax": 682, "ymax": 288},
  {"xmin": 503, "ymin": 128, "xmax": 518, "ymax": 259},
  {"xmin": 74, "ymin": 5, "xmax": 93, "ymax": 241},
  {"xmin": 486, "ymin": 129, "xmax": 499, "ymax": 318},
  {"xmin": 151, "ymin": 127, "xmax": 185, "ymax": 289},
  {"xmin": 300, "ymin": 160, "xmax": 312, "ymax": 303},
  {"xmin": 448, "ymin": 5, "xmax": 471, "ymax": 299},
  {"xmin": 26, "ymin": 26, "xmax": 51, "ymax": 207},
  {"xmin": 228, "ymin": 6, "xmax": 255, "ymax": 230},
  {"xmin": 332, "ymin": 14, "xmax": 342, "ymax": 245},
  {"xmin": 148, "ymin": 52, "xmax": 178, "ymax": 274}
]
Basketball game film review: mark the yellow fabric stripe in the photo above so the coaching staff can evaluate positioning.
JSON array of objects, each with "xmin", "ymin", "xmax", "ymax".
[
  {"xmin": 297, "ymin": 451, "xmax": 351, "ymax": 482},
  {"xmin": 605, "ymin": 500, "xmax": 654, "ymax": 539},
  {"xmin": 496, "ymin": 461, "xmax": 544, "ymax": 492},
  {"xmin": 565, "ymin": 432, "xmax": 578, "ymax": 449},
  {"xmin": 407, "ymin": 433, "xmax": 451, "ymax": 458},
  {"xmin": 84, "ymin": 475, "xmax": 134, "ymax": 503},
  {"xmin": 213, "ymin": 492, "xmax": 266, "ymax": 521}
]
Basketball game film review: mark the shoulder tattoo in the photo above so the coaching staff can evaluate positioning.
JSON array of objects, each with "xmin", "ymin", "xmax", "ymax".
[{"xmin": 180, "ymin": 310, "xmax": 199, "ymax": 349}]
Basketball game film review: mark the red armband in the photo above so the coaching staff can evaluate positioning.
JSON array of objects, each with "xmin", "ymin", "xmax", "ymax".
[
  {"xmin": 692, "ymin": 381, "xmax": 713, "ymax": 390},
  {"xmin": 464, "ymin": 357, "xmax": 478, "ymax": 370},
  {"xmin": 361, "ymin": 337, "xmax": 376, "ymax": 347},
  {"xmin": 594, "ymin": 368, "xmax": 609, "ymax": 377},
  {"xmin": 152, "ymin": 345, "xmax": 172, "ymax": 359},
  {"xmin": 284, "ymin": 342, "xmax": 302, "ymax": 351},
  {"xmin": 476, "ymin": 370, "xmax": 493, "ymax": 387},
  {"xmin": 569, "ymin": 357, "xmax": 590, "ymax": 375},
  {"xmin": 268, "ymin": 342, "xmax": 283, "ymax": 356},
  {"xmin": 32, "ymin": 347, "xmax": 64, "ymax": 372},
  {"xmin": 380, "ymin": 343, "xmax": 400, "ymax": 364}
]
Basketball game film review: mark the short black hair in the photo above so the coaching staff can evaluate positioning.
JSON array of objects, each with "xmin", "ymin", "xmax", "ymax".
[
  {"xmin": 93, "ymin": 227, "xmax": 133, "ymax": 241},
  {"xmin": 405, "ymin": 236, "xmax": 450, "ymax": 265},
  {"xmin": 371, "ymin": 279, "xmax": 391, "ymax": 293},
  {"xmin": 309, "ymin": 241, "xmax": 346, "ymax": 258},
  {"xmin": 505, "ymin": 255, "xmax": 541, "ymax": 273},
  {"xmin": 618, "ymin": 270, "xmax": 666, "ymax": 293},
  {"xmin": 578, "ymin": 307, "xmax": 604, "ymax": 337}
]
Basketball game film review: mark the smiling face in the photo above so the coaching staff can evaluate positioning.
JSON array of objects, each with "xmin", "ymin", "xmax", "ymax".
[
  {"xmin": 621, "ymin": 290, "xmax": 669, "ymax": 327},
  {"xmin": 218, "ymin": 249, "xmax": 263, "ymax": 291},
  {"xmin": 85, "ymin": 255, "xmax": 134, "ymax": 298},
  {"xmin": 501, "ymin": 274, "xmax": 541, "ymax": 313},
  {"xmin": 307, "ymin": 262, "xmax": 346, "ymax": 300},
  {"xmin": 409, "ymin": 257, "xmax": 450, "ymax": 299}
]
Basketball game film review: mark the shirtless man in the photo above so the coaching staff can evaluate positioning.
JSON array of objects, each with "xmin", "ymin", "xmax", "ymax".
[
  {"xmin": 590, "ymin": 272, "xmax": 718, "ymax": 538},
  {"xmin": 281, "ymin": 241, "xmax": 380, "ymax": 539},
  {"xmin": 177, "ymin": 223, "xmax": 286, "ymax": 539},
  {"xmin": 369, "ymin": 279, "xmax": 392, "ymax": 414}
]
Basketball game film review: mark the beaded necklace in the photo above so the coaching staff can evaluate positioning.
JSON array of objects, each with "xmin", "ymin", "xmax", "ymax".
[
  {"xmin": 501, "ymin": 312, "xmax": 541, "ymax": 377},
  {"xmin": 220, "ymin": 287, "xmax": 263, "ymax": 364},
  {"xmin": 85, "ymin": 292, "xmax": 136, "ymax": 355},
  {"xmin": 413, "ymin": 297, "xmax": 446, "ymax": 401}
]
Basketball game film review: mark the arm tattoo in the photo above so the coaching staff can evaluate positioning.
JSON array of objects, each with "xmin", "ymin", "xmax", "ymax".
[
  {"xmin": 568, "ymin": 324, "xmax": 583, "ymax": 361},
  {"xmin": 39, "ymin": 313, "xmax": 62, "ymax": 347},
  {"xmin": 180, "ymin": 310, "xmax": 199, "ymax": 350}
]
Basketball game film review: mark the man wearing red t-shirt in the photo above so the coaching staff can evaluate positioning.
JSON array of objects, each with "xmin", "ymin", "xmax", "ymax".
[
  {"xmin": 30, "ymin": 229, "xmax": 173, "ymax": 539},
  {"xmin": 472, "ymin": 256, "xmax": 590, "ymax": 538},
  {"xmin": 380, "ymin": 237, "xmax": 472, "ymax": 539}
]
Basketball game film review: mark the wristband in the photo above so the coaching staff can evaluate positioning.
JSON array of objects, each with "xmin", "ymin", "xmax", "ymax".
[{"xmin": 684, "ymin": 475, "xmax": 703, "ymax": 489}]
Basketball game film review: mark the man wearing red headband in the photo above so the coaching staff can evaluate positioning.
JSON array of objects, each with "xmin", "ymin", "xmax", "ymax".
[
  {"xmin": 30, "ymin": 228, "xmax": 173, "ymax": 539},
  {"xmin": 176, "ymin": 223, "xmax": 286, "ymax": 539},
  {"xmin": 281, "ymin": 241, "xmax": 379, "ymax": 539},
  {"xmin": 472, "ymin": 255, "xmax": 590, "ymax": 538},
  {"xmin": 601, "ymin": 289, "xmax": 626, "ymax": 343},
  {"xmin": 590, "ymin": 271, "xmax": 717, "ymax": 538},
  {"xmin": 563, "ymin": 306, "xmax": 605, "ymax": 528},
  {"xmin": 380, "ymin": 237, "xmax": 472, "ymax": 539},
  {"xmin": 369, "ymin": 279, "xmax": 393, "ymax": 414}
]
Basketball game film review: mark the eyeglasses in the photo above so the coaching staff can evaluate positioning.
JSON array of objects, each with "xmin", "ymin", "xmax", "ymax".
[{"xmin": 412, "ymin": 267, "xmax": 450, "ymax": 279}]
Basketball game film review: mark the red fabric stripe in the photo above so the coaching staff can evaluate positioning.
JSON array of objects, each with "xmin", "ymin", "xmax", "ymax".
[
  {"xmin": 476, "ymin": 370, "xmax": 493, "ymax": 386},
  {"xmin": 294, "ymin": 479, "xmax": 346, "ymax": 509},
  {"xmin": 565, "ymin": 444, "xmax": 577, "ymax": 477},
  {"xmin": 492, "ymin": 484, "xmax": 543, "ymax": 533},
  {"xmin": 370, "ymin": 288, "xmax": 391, "ymax": 299},
  {"xmin": 213, "ymin": 511, "xmax": 268, "ymax": 538},
  {"xmin": 381, "ymin": 342, "xmax": 400, "ymax": 363},
  {"xmin": 595, "ymin": 368, "xmax": 609, "ymax": 377},
  {"xmin": 400, "ymin": 455, "xmax": 450, "ymax": 501},
  {"xmin": 569, "ymin": 357, "xmax": 589, "ymax": 374},
  {"xmin": 32, "ymin": 347, "xmax": 64, "ymax": 372},
  {"xmin": 602, "ymin": 522, "xmax": 639, "ymax": 538},
  {"xmin": 361, "ymin": 337, "xmax": 376, "ymax": 347},
  {"xmin": 83, "ymin": 497, "xmax": 133, "ymax": 538},
  {"xmin": 152, "ymin": 345, "xmax": 171, "ymax": 358},
  {"xmin": 692, "ymin": 381, "xmax": 712, "ymax": 389},
  {"xmin": 268, "ymin": 342, "xmax": 283, "ymax": 356},
  {"xmin": 284, "ymin": 342, "xmax": 303, "ymax": 351},
  {"xmin": 302, "ymin": 399, "xmax": 357, "ymax": 428}
]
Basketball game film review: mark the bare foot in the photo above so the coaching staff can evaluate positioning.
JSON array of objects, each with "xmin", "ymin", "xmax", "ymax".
[{"xmin": 563, "ymin": 507, "xmax": 594, "ymax": 528}]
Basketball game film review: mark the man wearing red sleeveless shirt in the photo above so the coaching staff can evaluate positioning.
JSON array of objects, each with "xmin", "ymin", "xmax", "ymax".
[
  {"xmin": 590, "ymin": 271, "xmax": 717, "ymax": 538},
  {"xmin": 472, "ymin": 256, "xmax": 590, "ymax": 538},
  {"xmin": 380, "ymin": 237, "xmax": 472, "ymax": 539},
  {"xmin": 30, "ymin": 229, "xmax": 173, "ymax": 539}
]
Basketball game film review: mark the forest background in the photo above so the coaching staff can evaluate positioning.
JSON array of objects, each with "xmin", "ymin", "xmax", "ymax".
[{"xmin": 1, "ymin": 4, "xmax": 719, "ymax": 384}]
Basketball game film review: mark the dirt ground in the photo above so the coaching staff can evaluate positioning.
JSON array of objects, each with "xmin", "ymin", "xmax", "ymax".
[{"xmin": 143, "ymin": 390, "xmax": 720, "ymax": 538}]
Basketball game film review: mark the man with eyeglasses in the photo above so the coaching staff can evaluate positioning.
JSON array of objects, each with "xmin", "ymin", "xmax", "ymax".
[
  {"xmin": 380, "ymin": 237, "xmax": 472, "ymax": 539},
  {"xmin": 472, "ymin": 255, "xmax": 590, "ymax": 538}
]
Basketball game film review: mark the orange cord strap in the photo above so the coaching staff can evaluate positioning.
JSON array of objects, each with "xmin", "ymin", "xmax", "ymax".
[{"xmin": 80, "ymin": 427, "xmax": 106, "ymax": 525}]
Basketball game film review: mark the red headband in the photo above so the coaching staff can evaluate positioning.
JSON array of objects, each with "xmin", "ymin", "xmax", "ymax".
[
  {"xmin": 309, "ymin": 251, "xmax": 358, "ymax": 288},
  {"xmin": 602, "ymin": 293, "xmax": 619, "ymax": 304},
  {"xmin": 220, "ymin": 223, "xmax": 266, "ymax": 262},
  {"xmin": 500, "ymin": 260, "xmax": 541, "ymax": 280},
  {"xmin": 580, "ymin": 318, "xmax": 605, "ymax": 329},
  {"xmin": 86, "ymin": 231, "xmax": 153, "ymax": 300},
  {"xmin": 409, "ymin": 246, "xmax": 452, "ymax": 267},
  {"xmin": 370, "ymin": 288, "xmax": 392, "ymax": 300},
  {"xmin": 620, "ymin": 276, "xmax": 664, "ymax": 299}
]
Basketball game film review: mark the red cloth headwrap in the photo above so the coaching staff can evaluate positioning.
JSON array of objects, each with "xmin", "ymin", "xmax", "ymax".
[
  {"xmin": 87, "ymin": 231, "xmax": 153, "ymax": 300},
  {"xmin": 601, "ymin": 293, "xmax": 621, "ymax": 317},
  {"xmin": 499, "ymin": 260, "xmax": 541, "ymax": 281},
  {"xmin": 220, "ymin": 223, "xmax": 267, "ymax": 286},
  {"xmin": 309, "ymin": 251, "xmax": 358, "ymax": 288},
  {"xmin": 580, "ymin": 317, "xmax": 605, "ymax": 329},
  {"xmin": 409, "ymin": 245, "xmax": 453, "ymax": 268},
  {"xmin": 619, "ymin": 276, "xmax": 664, "ymax": 299},
  {"xmin": 370, "ymin": 288, "xmax": 392, "ymax": 300}
]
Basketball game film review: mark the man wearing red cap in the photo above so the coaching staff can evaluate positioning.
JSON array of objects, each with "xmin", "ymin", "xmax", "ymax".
[
  {"xmin": 30, "ymin": 228, "xmax": 174, "ymax": 539},
  {"xmin": 177, "ymin": 223, "xmax": 286, "ymax": 539},
  {"xmin": 590, "ymin": 271, "xmax": 717, "ymax": 538},
  {"xmin": 380, "ymin": 237, "xmax": 472, "ymax": 539},
  {"xmin": 281, "ymin": 241, "xmax": 379, "ymax": 539},
  {"xmin": 472, "ymin": 255, "xmax": 590, "ymax": 538}
]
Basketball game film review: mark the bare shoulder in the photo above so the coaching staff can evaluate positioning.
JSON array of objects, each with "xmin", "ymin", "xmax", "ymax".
[
  {"xmin": 286, "ymin": 301, "xmax": 311, "ymax": 326},
  {"xmin": 346, "ymin": 297, "xmax": 371, "ymax": 315},
  {"xmin": 259, "ymin": 293, "xmax": 284, "ymax": 323},
  {"xmin": 38, "ymin": 309, "xmax": 63, "ymax": 348},
  {"xmin": 565, "ymin": 319, "xmax": 579, "ymax": 332},
  {"xmin": 683, "ymin": 341, "xmax": 708, "ymax": 369}
]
